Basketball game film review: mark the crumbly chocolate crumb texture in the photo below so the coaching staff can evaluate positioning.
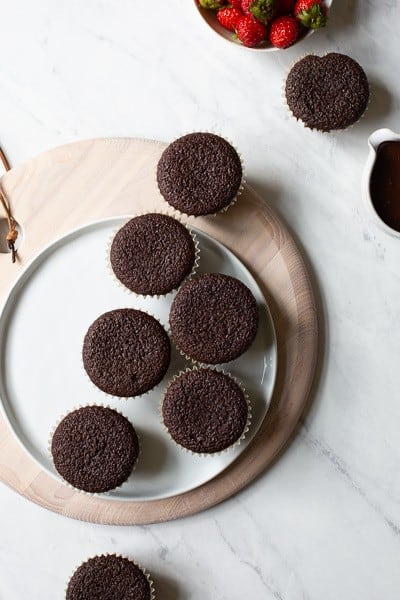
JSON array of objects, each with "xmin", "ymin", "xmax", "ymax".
[
  {"xmin": 285, "ymin": 53, "xmax": 369, "ymax": 132},
  {"xmin": 157, "ymin": 132, "xmax": 242, "ymax": 216},
  {"xmin": 51, "ymin": 406, "xmax": 139, "ymax": 493},
  {"xmin": 162, "ymin": 368, "xmax": 248, "ymax": 453},
  {"xmin": 110, "ymin": 213, "xmax": 196, "ymax": 295},
  {"xmin": 82, "ymin": 308, "xmax": 170, "ymax": 397},
  {"xmin": 66, "ymin": 554, "xmax": 151, "ymax": 600},
  {"xmin": 169, "ymin": 273, "xmax": 258, "ymax": 364}
]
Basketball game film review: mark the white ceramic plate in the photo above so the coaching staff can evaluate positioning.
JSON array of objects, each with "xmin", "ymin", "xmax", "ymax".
[{"xmin": 0, "ymin": 217, "xmax": 277, "ymax": 501}]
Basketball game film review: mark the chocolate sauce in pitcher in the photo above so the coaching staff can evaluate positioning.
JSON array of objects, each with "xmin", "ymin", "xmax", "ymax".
[{"xmin": 370, "ymin": 141, "xmax": 400, "ymax": 232}]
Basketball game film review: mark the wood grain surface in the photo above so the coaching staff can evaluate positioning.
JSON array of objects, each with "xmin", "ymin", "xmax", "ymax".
[{"xmin": 0, "ymin": 137, "xmax": 318, "ymax": 525}]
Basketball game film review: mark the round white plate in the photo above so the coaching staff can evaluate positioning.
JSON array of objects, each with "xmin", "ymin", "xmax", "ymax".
[{"xmin": 0, "ymin": 217, "xmax": 277, "ymax": 501}]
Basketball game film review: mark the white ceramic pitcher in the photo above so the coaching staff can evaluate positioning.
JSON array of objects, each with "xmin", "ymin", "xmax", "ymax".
[{"xmin": 363, "ymin": 128, "xmax": 400, "ymax": 238}]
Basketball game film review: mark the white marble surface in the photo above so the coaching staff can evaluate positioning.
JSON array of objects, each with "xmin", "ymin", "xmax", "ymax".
[{"xmin": 1, "ymin": 1, "xmax": 400, "ymax": 598}]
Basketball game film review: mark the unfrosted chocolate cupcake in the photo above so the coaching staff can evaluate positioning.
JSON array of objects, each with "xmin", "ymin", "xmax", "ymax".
[
  {"xmin": 162, "ymin": 368, "xmax": 249, "ymax": 454},
  {"xmin": 83, "ymin": 309, "xmax": 170, "ymax": 397},
  {"xmin": 285, "ymin": 53, "xmax": 369, "ymax": 132},
  {"xmin": 51, "ymin": 406, "xmax": 139, "ymax": 493},
  {"xmin": 66, "ymin": 555, "xmax": 153, "ymax": 600},
  {"xmin": 110, "ymin": 213, "xmax": 196, "ymax": 296},
  {"xmin": 169, "ymin": 273, "xmax": 258, "ymax": 364},
  {"xmin": 157, "ymin": 133, "xmax": 243, "ymax": 216}
]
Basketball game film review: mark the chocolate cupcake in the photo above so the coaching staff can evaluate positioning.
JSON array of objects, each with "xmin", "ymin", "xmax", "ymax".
[
  {"xmin": 285, "ymin": 53, "xmax": 369, "ymax": 132},
  {"xmin": 51, "ymin": 406, "xmax": 139, "ymax": 493},
  {"xmin": 157, "ymin": 133, "xmax": 243, "ymax": 216},
  {"xmin": 161, "ymin": 368, "xmax": 250, "ymax": 454},
  {"xmin": 82, "ymin": 309, "xmax": 170, "ymax": 397},
  {"xmin": 169, "ymin": 273, "xmax": 258, "ymax": 364},
  {"xmin": 110, "ymin": 213, "xmax": 198, "ymax": 296},
  {"xmin": 66, "ymin": 554, "xmax": 154, "ymax": 600}
]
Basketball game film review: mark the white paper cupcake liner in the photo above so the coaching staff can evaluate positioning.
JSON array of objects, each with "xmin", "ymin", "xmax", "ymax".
[
  {"xmin": 49, "ymin": 404, "xmax": 141, "ymax": 497},
  {"xmin": 81, "ymin": 308, "xmax": 171, "ymax": 401},
  {"xmin": 65, "ymin": 554, "xmax": 155, "ymax": 600},
  {"xmin": 155, "ymin": 130, "xmax": 246, "ymax": 218},
  {"xmin": 159, "ymin": 366, "xmax": 252, "ymax": 457},
  {"xmin": 282, "ymin": 52, "xmax": 371, "ymax": 133},
  {"xmin": 106, "ymin": 211, "xmax": 201, "ymax": 299}
]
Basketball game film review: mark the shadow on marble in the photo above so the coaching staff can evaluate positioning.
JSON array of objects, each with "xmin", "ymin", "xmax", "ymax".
[
  {"xmin": 328, "ymin": 0, "xmax": 361, "ymax": 31},
  {"xmin": 154, "ymin": 574, "xmax": 182, "ymax": 600},
  {"xmin": 359, "ymin": 80, "xmax": 393, "ymax": 132}
]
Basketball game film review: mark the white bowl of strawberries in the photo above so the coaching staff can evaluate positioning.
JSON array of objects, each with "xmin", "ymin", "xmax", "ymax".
[{"xmin": 194, "ymin": 0, "xmax": 333, "ymax": 50}]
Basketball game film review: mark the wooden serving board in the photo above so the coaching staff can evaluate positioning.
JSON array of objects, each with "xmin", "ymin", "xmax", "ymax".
[{"xmin": 0, "ymin": 138, "xmax": 318, "ymax": 525}]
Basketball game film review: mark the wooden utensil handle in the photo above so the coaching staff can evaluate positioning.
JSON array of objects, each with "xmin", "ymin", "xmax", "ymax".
[{"xmin": 0, "ymin": 146, "xmax": 18, "ymax": 263}]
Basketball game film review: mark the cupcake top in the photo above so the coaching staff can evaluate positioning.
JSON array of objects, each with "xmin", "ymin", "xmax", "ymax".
[
  {"xmin": 285, "ymin": 53, "xmax": 369, "ymax": 132},
  {"xmin": 110, "ymin": 213, "xmax": 196, "ymax": 296},
  {"xmin": 82, "ymin": 309, "xmax": 170, "ymax": 397},
  {"xmin": 162, "ymin": 368, "xmax": 249, "ymax": 454},
  {"xmin": 157, "ymin": 132, "xmax": 242, "ymax": 216},
  {"xmin": 66, "ymin": 555, "xmax": 152, "ymax": 600},
  {"xmin": 51, "ymin": 406, "xmax": 139, "ymax": 493},
  {"xmin": 169, "ymin": 273, "xmax": 258, "ymax": 364}
]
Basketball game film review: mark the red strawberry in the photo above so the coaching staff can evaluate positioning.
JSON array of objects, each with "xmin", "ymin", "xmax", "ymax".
[
  {"xmin": 217, "ymin": 7, "xmax": 242, "ymax": 31},
  {"xmin": 294, "ymin": 0, "xmax": 327, "ymax": 28},
  {"xmin": 236, "ymin": 14, "xmax": 267, "ymax": 46},
  {"xmin": 276, "ymin": 0, "xmax": 295, "ymax": 14},
  {"xmin": 241, "ymin": 0, "xmax": 276, "ymax": 23},
  {"xmin": 229, "ymin": 0, "xmax": 243, "ymax": 8},
  {"xmin": 269, "ymin": 15, "xmax": 299, "ymax": 47}
]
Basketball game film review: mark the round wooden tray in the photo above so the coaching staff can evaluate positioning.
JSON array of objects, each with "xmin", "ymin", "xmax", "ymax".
[{"xmin": 0, "ymin": 138, "xmax": 318, "ymax": 525}]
